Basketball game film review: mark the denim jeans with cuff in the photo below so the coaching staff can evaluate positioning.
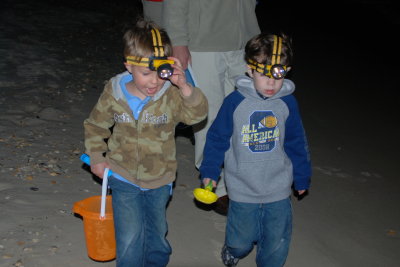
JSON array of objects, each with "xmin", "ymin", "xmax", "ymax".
[
  {"xmin": 225, "ymin": 197, "xmax": 292, "ymax": 267},
  {"xmin": 108, "ymin": 176, "xmax": 172, "ymax": 267}
]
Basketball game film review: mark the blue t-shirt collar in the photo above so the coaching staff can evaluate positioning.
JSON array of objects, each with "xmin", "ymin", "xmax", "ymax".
[{"xmin": 120, "ymin": 74, "xmax": 151, "ymax": 120}]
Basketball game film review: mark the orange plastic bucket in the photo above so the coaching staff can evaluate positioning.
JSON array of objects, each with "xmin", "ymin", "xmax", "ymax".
[{"xmin": 73, "ymin": 195, "xmax": 116, "ymax": 261}]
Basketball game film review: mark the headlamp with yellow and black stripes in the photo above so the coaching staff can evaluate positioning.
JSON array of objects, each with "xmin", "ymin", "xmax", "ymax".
[
  {"xmin": 126, "ymin": 28, "xmax": 174, "ymax": 79},
  {"xmin": 247, "ymin": 35, "xmax": 288, "ymax": 80}
]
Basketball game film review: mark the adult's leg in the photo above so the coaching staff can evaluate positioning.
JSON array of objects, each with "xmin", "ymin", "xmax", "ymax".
[
  {"xmin": 223, "ymin": 49, "xmax": 247, "ymax": 96},
  {"xmin": 256, "ymin": 198, "xmax": 292, "ymax": 267},
  {"xmin": 109, "ymin": 177, "xmax": 145, "ymax": 267},
  {"xmin": 191, "ymin": 51, "xmax": 228, "ymax": 197}
]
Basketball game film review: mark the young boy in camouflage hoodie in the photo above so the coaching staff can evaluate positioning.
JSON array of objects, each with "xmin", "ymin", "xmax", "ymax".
[{"xmin": 83, "ymin": 19, "xmax": 207, "ymax": 267}]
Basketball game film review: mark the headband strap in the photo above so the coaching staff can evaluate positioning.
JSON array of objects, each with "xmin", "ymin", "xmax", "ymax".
[
  {"xmin": 126, "ymin": 56, "xmax": 149, "ymax": 66},
  {"xmin": 247, "ymin": 59, "xmax": 268, "ymax": 73},
  {"xmin": 151, "ymin": 28, "xmax": 165, "ymax": 57},
  {"xmin": 271, "ymin": 35, "xmax": 283, "ymax": 65},
  {"xmin": 246, "ymin": 35, "xmax": 287, "ymax": 79},
  {"xmin": 126, "ymin": 27, "xmax": 167, "ymax": 66}
]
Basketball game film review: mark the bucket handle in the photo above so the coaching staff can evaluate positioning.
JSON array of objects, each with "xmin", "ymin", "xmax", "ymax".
[
  {"xmin": 79, "ymin": 154, "xmax": 111, "ymax": 220},
  {"xmin": 100, "ymin": 168, "xmax": 109, "ymax": 219}
]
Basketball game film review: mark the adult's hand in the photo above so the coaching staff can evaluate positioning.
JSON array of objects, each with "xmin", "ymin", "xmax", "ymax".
[{"xmin": 172, "ymin": 46, "xmax": 191, "ymax": 70}]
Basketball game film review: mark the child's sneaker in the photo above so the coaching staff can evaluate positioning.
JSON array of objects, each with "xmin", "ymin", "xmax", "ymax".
[{"xmin": 221, "ymin": 245, "xmax": 239, "ymax": 267}]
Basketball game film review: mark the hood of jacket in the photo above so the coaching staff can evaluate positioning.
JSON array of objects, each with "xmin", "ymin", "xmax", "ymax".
[
  {"xmin": 109, "ymin": 71, "xmax": 172, "ymax": 102},
  {"xmin": 235, "ymin": 75, "xmax": 295, "ymax": 101}
]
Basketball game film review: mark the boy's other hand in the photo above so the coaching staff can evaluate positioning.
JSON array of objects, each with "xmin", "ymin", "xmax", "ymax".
[
  {"xmin": 202, "ymin": 178, "xmax": 217, "ymax": 188},
  {"xmin": 297, "ymin": 190, "xmax": 306, "ymax": 195},
  {"xmin": 91, "ymin": 162, "xmax": 110, "ymax": 179},
  {"xmin": 295, "ymin": 189, "xmax": 308, "ymax": 201},
  {"xmin": 172, "ymin": 46, "xmax": 191, "ymax": 70}
]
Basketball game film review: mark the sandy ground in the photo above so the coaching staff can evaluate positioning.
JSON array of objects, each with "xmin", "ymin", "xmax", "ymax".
[{"xmin": 1, "ymin": 0, "xmax": 399, "ymax": 266}]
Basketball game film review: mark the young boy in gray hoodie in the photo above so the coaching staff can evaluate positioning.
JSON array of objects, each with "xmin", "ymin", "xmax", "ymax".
[{"xmin": 200, "ymin": 33, "xmax": 311, "ymax": 267}]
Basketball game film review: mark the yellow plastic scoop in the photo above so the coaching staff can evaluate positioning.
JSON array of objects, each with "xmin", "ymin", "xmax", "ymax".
[{"xmin": 193, "ymin": 181, "xmax": 218, "ymax": 204}]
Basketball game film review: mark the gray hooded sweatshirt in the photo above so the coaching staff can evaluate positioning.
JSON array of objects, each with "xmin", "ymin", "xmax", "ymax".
[{"xmin": 200, "ymin": 76, "xmax": 311, "ymax": 203}]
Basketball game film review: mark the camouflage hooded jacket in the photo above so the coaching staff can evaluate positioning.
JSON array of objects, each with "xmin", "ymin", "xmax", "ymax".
[{"xmin": 84, "ymin": 71, "xmax": 208, "ymax": 189}]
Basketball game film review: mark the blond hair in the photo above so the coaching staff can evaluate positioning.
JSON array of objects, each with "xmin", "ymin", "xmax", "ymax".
[{"xmin": 123, "ymin": 19, "xmax": 172, "ymax": 60}]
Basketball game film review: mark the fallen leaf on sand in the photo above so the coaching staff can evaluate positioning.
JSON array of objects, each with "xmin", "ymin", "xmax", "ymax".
[{"xmin": 387, "ymin": 229, "xmax": 397, "ymax": 237}]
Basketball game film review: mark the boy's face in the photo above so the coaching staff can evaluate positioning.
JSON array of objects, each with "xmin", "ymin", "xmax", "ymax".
[
  {"xmin": 248, "ymin": 68, "xmax": 285, "ymax": 98},
  {"xmin": 125, "ymin": 64, "xmax": 166, "ymax": 98}
]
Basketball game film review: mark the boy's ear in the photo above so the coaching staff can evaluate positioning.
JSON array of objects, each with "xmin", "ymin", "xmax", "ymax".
[
  {"xmin": 246, "ymin": 66, "xmax": 254, "ymax": 78},
  {"xmin": 124, "ymin": 62, "xmax": 133, "ymax": 73}
]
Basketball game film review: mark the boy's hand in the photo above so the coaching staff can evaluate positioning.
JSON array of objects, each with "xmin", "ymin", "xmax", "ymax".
[
  {"xmin": 168, "ymin": 56, "xmax": 193, "ymax": 97},
  {"xmin": 91, "ymin": 162, "xmax": 110, "ymax": 179},
  {"xmin": 202, "ymin": 178, "xmax": 217, "ymax": 188},
  {"xmin": 295, "ymin": 189, "xmax": 309, "ymax": 201},
  {"xmin": 297, "ymin": 190, "xmax": 306, "ymax": 195}
]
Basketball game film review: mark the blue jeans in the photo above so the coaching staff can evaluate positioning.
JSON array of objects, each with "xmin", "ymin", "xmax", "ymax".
[
  {"xmin": 108, "ymin": 177, "xmax": 172, "ymax": 267},
  {"xmin": 225, "ymin": 197, "xmax": 292, "ymax": 267}
]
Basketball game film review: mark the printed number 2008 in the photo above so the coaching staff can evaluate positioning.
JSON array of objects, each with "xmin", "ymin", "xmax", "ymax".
[{"xmin": 254, "ymin": 144, "xmax": 269, "ymax": 151}]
